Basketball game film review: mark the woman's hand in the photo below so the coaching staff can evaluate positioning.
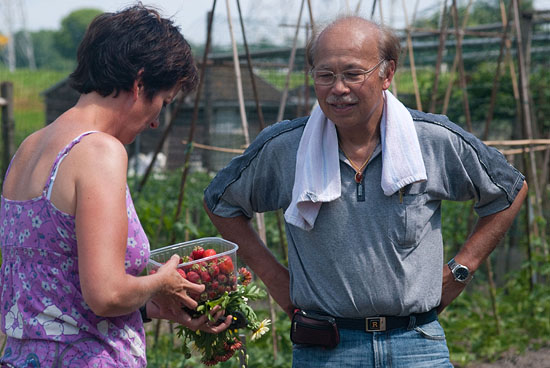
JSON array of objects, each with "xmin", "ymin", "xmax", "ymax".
[
  {"xmin": 155, "ymin": 254, "xmax": 205, "ymax": 310},
  {"xmin": 146, "ymin": 298, "xmax": 232, "ymax": 333}
]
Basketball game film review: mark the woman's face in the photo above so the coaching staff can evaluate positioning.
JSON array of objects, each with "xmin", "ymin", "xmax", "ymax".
[{"xmin": 125, "ymin": 84, "xmax": 181, "ymax": 144}]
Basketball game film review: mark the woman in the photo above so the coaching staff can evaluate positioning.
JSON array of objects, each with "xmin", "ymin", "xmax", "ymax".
[{"xmin": 0, "ymin": 4, "xmax": 230, "ymax": 367}]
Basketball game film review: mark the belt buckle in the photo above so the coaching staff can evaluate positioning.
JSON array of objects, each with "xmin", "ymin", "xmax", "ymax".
[{"xmin": 365, "ymin": 316, "xmax": 386, "ymax": 332}]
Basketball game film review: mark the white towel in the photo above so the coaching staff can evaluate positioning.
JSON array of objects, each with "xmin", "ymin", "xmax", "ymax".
[{"xmin": 284, "ymin": 90, "xmax": 427, "ymax": 231}]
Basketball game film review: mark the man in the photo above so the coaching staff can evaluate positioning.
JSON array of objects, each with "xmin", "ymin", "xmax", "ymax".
[{"xmin": 204, "ymin": 16, "xmax": 527, "ymax": 367}]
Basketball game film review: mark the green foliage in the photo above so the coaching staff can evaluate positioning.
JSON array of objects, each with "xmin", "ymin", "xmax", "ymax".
[
  {"xmin": 256, "ymin": 69, "xmax": 306, "ymax": 91},
  {"xmin": 30, "ymin": 30, "xmax": 75, "ymax": 71},
  {"xmin": 137, "ymin": 180, "xmax": 547, "ymax": 367},
  {"xmin": 441, "ymin": 257, "xmax": 550, "ymax": 366},
  {"xmin": 129, "ymin": 170, "xmax": 219, "ymax": 249},
  {"xmin": 53, "ymin": 8, "xmax": 102, "ymax": 60},
  {"xmin": 413, "ymin": 0, "xmax": 534, "ymax": 29},
  {"xmin": 0, "ymin": 67, "xmax": 68, "ymax": 148},
  {"xmin": 178, "ymin": 281, "xmax": 268, "ymax": 365}
]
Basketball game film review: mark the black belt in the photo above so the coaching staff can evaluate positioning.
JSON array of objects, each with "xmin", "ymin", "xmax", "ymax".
[{"xmin": 334, "ymin": 309, "xmax": 438, "ymax": 332}]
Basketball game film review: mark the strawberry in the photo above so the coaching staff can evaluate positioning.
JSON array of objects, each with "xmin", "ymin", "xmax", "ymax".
[
  {"xmin": 208, "ymin": 264, "xmax": 220, "ymax": 277},
  {"xmin": 187, "ymin": 271, "xmax": 201, "ymax": 284},
  {"xmin": 203, "ymin": 249, "xmax": 217, "ymax": 258},
  {"xmin": 199, "ymin": 270, "xmax": 211, "ymax": 283},
  {"xmin": 208, "ymin": 291, "xmax": 218, "ymax": 300},
  {"xmin": 177, "ymin": 268, "xmax": 187, "ymax": 279},
  {"xmin": 217, "ymin": 274, "xmax": 228, "ymax": 284},
  {"xmin": 191, "ymin": 246, "xmax": 205, "ymax": 260},
  {"xmin": 211, "ymin": 281, "xmax": 219, "ymax": 290},
  {"xmin": 180, "ymin": 256, "xmax": 193, "ymax": 271},
  {"xmin": 218, "ymin": 256, "xmax": 234, "ymax": 274}
]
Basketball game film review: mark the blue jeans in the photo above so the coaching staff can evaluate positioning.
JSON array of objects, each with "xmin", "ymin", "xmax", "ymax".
[{"xmin": 292, "ymin": 320, "xmax": 453, "ymax": 367}]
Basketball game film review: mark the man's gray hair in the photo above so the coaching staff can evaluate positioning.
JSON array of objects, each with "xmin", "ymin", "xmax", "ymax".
[{"xmin": 305, "ymin": 15, "xmax": 401, "ymax": 78}]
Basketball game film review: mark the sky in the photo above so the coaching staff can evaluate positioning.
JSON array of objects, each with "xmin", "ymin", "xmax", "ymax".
[{"xmin": 3, "ymin": 0, "xmax": 550, "ymax": 47}]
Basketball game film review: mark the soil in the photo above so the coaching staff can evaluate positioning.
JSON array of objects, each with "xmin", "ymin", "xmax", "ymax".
[{"xmin": 463, "ymin": 347, "xmax": 550, "ymax": 368}]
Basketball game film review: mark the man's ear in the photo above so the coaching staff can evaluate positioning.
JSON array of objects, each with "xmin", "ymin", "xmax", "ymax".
[{"xmin": 382, "ymin": 60, "xmax": 396, "ymax": 90}]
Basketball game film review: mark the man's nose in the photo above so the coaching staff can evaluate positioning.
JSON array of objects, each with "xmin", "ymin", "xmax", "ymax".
[
  {"xmin": 331, "ymin": 76, "xmax": 351, "ymax": 94},
  {"xmin": 149, "ymin": 119, "xmax": 160, "ymax": 129}
]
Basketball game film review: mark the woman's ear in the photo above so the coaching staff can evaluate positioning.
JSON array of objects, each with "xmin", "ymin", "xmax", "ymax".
[{"xmin": 132, "ymin": 68, "xmax": 146, "ymax": 100}]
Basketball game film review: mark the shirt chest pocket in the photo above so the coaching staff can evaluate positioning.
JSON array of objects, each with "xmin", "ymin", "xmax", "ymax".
[{"xmin": 387, "ymin": 190, "xmax": 437, "ymax": 247}]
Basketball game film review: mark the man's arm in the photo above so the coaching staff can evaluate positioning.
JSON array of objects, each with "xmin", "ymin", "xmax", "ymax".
[
  {"xmin": 204, "ymin": 201, "xmax": 295, "ymax": 318},
  {"xmin": 438, "ymin": 180, "xmax": 528, "ymax": 313}
]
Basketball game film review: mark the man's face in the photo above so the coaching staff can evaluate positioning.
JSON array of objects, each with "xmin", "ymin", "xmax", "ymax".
[{"xmin": 312, "ymin": 23, "xmax": 392, "ymax": 130}]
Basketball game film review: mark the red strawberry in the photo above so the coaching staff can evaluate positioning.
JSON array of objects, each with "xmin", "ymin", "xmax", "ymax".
[
  {"xmin": 208, "ymin": 264, "xmax": 220, "ymax": 277},
  {"xmin": 199, "ymin": 270, "xmax": 212, "ymax": 283},
  {"xmin": 211, "ymin": 281, "xmax": 219, "ymax": 290},
  {"xmin": 187, "ymin": 271, "xmax": 201, "ymax": 284},
  {"xmin": 203, "ymin": 249, "xmax": 217, "ymax": 258},
  {"xmin": 218, "ymin": 256, "xmax": 234, "ymax": 274},
  {"xmin": 180, "ymin": 256, "xmax": 193, "ymax": 272},
  {"xmin": 217, "ymin": 274, "xmax": 228, "ymax": 284},
  {"xmin": 177, "ymin": 268, "xmax": 187, "ymax": 279},
  {"xmin": 191, "ymin": 246, "xmax": 204, "ymax": 260},
  {"xmin": 208, "ymin": 291, "xmax": 218, "ymax": 299}
]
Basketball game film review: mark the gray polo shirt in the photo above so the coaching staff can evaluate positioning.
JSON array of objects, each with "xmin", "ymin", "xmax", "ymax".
[{"xmin": 204, "ymin": 109, "xmax": 525, "ymax": 318}]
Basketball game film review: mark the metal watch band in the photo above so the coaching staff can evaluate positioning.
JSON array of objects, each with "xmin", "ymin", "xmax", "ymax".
[{"xmin": 447, "ymin": 258, "xmax": 474, "ymax": 284}]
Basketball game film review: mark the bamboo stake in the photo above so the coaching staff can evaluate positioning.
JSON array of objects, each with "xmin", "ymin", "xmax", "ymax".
[
  {"xmin": 226, "ymin": 0, "xmax": 250, "ymax": 145},
  {"xmin": 228, "ymin": 2, "xmax": 274, "ymax": 360},
  {"xmin": 369, "ymin": 0, "xmax": 375, "ymax": 18},
  {"xmin": 451, "ymin": 0, "xmax": 472, "ymax": 132},
  {"xmin": 306, "ymin": 0, "xmax": 315, "ymax": 34},
  {"xmin": 540, "ymin": 134, "xmax": 550, "ymax": 198},
  {"xmin": 484, "ymin": 139, "xmax": 550, "ymax": 146},
  {"xmin": 442, "ymin": 0, "xmax": 472, "ymax": 115},
  {"xmin": 170, "ymin": 2, "xmax": 217, "ymax": 239},
  {"xmin": 429, "ymin": 0, "xmax": 449, "ymax": 113},
  {"xmin": 377, "ymin": 1, "xmax": 398, "ymax": 96},
  {"xmin": 522, "ymin": 148, "xmax": 536, "ymax": 290},
  {"xmin": 512, "ymin": 0, "xmax": 547, "ymax": 258},
  {"xmin": 276, "ymin": 0, "xmax": 305, "ymax": 122},
  {"xmin": 355, "ymin": 0, "xmax": 362, "ymax": 15},
  {"xmin": 483, "ymin": 0, "xmax": 513, "ymax": 140},
  {"xmin": 236, "ymin": 0, "xmax": 266, "ymax": 131},
  {"xmin": 411, "ymin": 0, "xmax": 420, "ymax": 26},
  {"xmin": 486, "ymin": 257, "xmax": 501, "ymax": 335},
  {"xmin": 304, "ymin": 22, "xmax": 311, "ymax": 114},
  {"xmin": 401, "ymin": 0, "xmax": 423, "ymax": 111},
  {"xmin": 407, "ymin": 27, "xmax": 505, "ymax": 38}
]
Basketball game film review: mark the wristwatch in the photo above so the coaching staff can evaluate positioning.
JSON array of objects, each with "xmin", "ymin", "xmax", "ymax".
[{"xmin": 447, "ymin": 258, "xmax": 473, "ymax": 284}]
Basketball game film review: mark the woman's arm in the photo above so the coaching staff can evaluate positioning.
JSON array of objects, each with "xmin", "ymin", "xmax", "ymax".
[{"xmin": 73, "ymin": 134, "xmax": 202, "ymax": 317}]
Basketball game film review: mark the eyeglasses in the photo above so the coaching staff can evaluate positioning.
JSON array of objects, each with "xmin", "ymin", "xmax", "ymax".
[{"xmin": 311, "ymin": 59, "xmax": 386, "ymax": 86}]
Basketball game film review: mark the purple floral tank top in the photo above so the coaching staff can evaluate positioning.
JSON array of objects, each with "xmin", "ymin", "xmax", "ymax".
[{"xmin": 0, "ymin": 131, "xmax": 150, "ymax": 367}]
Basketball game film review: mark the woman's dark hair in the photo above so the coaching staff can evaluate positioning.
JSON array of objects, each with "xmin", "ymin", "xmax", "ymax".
[{"xmin": 70, "ymin": 4, "xmax": 198, "ymax": 99}]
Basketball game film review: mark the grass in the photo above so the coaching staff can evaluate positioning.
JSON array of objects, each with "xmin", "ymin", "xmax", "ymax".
[{"xmin": 0, "ymin": 67, "xmax": 68, "ymax": 143}]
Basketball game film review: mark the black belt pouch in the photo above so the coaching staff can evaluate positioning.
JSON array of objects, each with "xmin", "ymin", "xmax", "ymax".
[{"xmin": 290, "ymin": 309, "xmax": 340, "ymax": 349}]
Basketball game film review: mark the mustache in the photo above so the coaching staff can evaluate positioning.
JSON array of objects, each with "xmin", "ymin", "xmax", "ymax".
[{"xmin": 326, "ymin": 95, "xmax": 359, "ymax": 104}]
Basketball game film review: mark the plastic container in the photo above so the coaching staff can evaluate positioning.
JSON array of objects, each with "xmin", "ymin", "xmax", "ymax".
[{"xmin": 147, "ymin": 237, "xmax": 239, "ymax": 302}]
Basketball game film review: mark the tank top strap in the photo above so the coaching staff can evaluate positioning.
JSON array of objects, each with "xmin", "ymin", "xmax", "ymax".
[{"xmin": 44, "ymin": 131, "xmax": 100, "ymax": 199}]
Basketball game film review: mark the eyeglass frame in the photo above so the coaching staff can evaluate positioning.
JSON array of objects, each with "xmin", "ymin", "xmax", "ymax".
[{"xmin": 310, "ymin": 59, "xmax": 387, "ymax": 86}]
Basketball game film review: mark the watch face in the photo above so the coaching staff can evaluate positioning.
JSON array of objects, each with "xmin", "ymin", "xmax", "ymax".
[{"xmin": 455, "ymin": 266, "xmax": 469, "ymax": 281}]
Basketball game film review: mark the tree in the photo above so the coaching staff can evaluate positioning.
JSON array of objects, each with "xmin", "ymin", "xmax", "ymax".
[
  {"xmin": 53, "ymin": 8, "xmax": 102, "ymax": 60},
  {"xmin": 29, "ymin": 30, "xmax": 74, "ymax": 70}
]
